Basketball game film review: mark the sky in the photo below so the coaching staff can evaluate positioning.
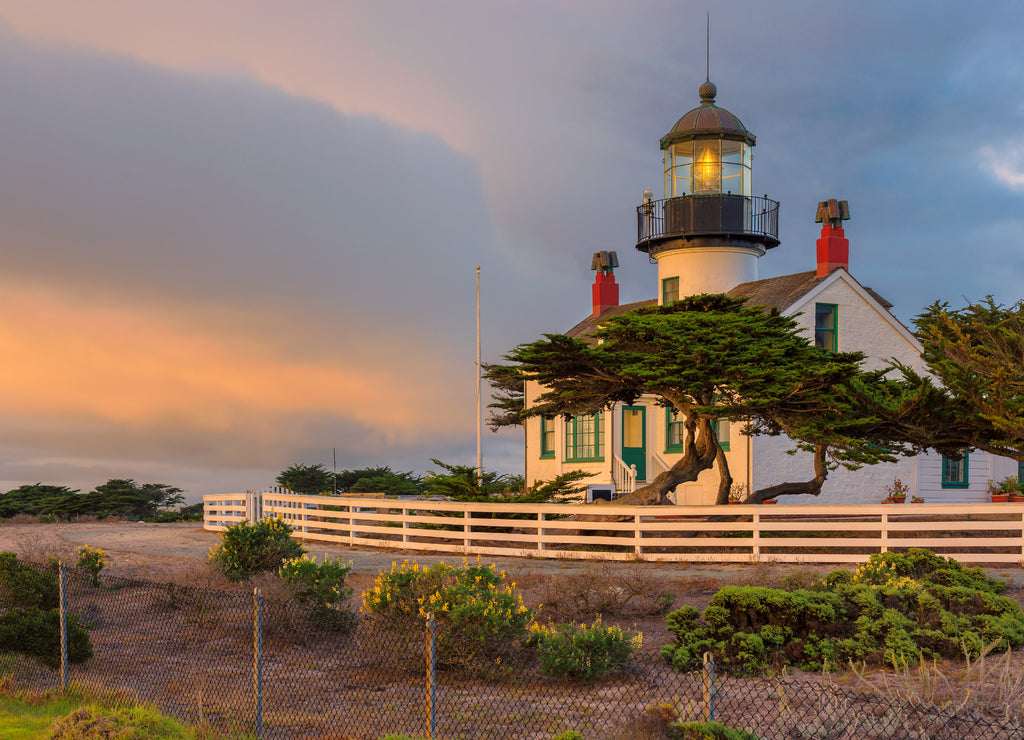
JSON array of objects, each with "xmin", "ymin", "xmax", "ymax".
[{"xmin": 0, "ymin": 1, "xmax": 1022, "ymax": 500}]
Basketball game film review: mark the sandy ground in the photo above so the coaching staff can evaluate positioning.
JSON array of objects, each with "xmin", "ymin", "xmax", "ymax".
[
  {"xmin": 5, "ymin": 518, "xmax": 1024, "ymax": 659},
  {"xmin": 5, "ymin": 519, "xmax": 1024, "ymax": 584}
]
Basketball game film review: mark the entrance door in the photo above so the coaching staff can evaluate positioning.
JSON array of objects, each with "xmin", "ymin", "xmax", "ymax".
[{"xmin": 621, "ymin": 406, "xmax": 646, "ymax": 481}]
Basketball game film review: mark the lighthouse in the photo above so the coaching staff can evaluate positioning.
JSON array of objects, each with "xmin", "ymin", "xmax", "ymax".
[{"xmin": 636, "ymin": 80, "xmax": 779, "ymax": 302}]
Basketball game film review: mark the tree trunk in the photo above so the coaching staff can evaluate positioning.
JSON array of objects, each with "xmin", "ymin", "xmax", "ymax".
[
  {"xmin": 611, "ymin": 416, "xmax": 718, "ymax": 506},
  {"xmin": 745, "ymin": 443, "xmax": 829, "ymax": 504}
]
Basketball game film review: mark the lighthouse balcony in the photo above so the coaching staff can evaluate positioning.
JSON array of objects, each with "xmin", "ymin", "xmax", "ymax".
[{"xmin": 636, "ymin": 194, "xmax": 780, "ymax": 253}]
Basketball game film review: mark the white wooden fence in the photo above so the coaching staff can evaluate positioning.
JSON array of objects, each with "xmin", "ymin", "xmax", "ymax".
[{"xmin": 203, "ymin": 492, "xmax": 1024, "ymax": 564}]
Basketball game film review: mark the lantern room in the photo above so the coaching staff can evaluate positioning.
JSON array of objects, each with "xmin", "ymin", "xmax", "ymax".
[
  {"xmin": 635, "ymin": 79, "xmax": 780, "ymax": 299},
  {"xmin": 662, "ymin": 81, "xmax": 753, "ymax": 198}
]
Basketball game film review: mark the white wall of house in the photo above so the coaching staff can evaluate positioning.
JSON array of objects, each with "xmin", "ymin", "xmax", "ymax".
[{"xmin": 752, "ymin": 272, "xmax": 922, "ymax": 505}]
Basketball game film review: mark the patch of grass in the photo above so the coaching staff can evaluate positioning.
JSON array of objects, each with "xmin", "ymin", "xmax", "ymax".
[{"xmin": 0, "ymin": 675, "xmax": 253, "ymax": 739}]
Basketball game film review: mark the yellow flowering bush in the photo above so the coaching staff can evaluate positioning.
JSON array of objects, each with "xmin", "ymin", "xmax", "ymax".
[
  {"xmin": 208, "ymin": 517, "xmax": 305, "ymax": 582},
  {"xmin": 528, "ymin": 617, "xmax": 641, "ymax": 683},
  {"xmin": 279, "ymin": 553, "xmax": 354, "ymax": 631},
  {"xmin": 362, "ymin": 559, "xmax": 533, "ymax": 671},
  {"xmin": 76, "ymin": 545, "xmax": 110, "ymax": 587}
]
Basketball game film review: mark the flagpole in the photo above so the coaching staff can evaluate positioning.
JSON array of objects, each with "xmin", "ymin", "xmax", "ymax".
[{"xmin": 476, "ymin": 266, "xmax": 482, "ymax": 486}]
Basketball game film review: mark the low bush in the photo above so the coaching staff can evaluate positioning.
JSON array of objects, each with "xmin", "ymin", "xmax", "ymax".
[
  {"xmin": 75, "ymin": 545, "xmax": 110, "ymax": 587},
  {"xmin": 208, "ymin": 517, "xmax": 305, "ymax": 581},
  {"xmin": 0, "ymin": 606, "xmax": 92, "ymax": 666},
  {"xmin": 669, "ymin": 721, "xmax": 759, "ymax": 739},
  {"xmin": 0, "ymin": 551, "xmax": 58, "ymax": 609},
  {"xmin": 528, "ymin": 617, "xmax": 641, "ymax": 683},
  {"xmin": 662, "ymin": 549, "xmax": 1024, "ymax": 674},
  {"xmin": 536, "ymin": 564, "xmax": 675, "ymax": 621},
  {"xmin": 279, "ymin": 553, "xmax": 355, "ymax": 631},
  {"xmin": 361, "ymin": 559, "xmax": 533, "ymax": 672}
]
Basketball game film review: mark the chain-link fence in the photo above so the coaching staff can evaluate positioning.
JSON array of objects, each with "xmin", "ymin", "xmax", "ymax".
[{"xmin": 3, "ymin": 561, "xmax": 1024, "ymax": 739}]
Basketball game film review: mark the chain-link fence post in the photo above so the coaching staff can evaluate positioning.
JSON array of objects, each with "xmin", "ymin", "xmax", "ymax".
[
  {"xmin": 253, "ymin": 587, "xmax": 263, "ymax": 739},
  {"xmin": 59, "ymin": 562, "xmax": 68, "ymax": 692},
  {"xmin": 701, "ymin": 651, "xmax": 715, "ymax": 722},
  {"xmin": 426, "ymin": 611, "xmax": 437, "ymax": 740}
]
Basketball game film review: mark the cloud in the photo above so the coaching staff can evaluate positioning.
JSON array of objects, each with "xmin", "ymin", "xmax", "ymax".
[{"xmin": 979, "ymin": 142, "xmax": 1024, "ymax": 192}]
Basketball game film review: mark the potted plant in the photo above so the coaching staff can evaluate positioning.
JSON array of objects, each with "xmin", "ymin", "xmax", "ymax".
[
  {"xmin": 760, "ymin": 498, "xmax": 777, "ymax": 505},
  {"xmin": 883, "ymin": 479, "xmax": 908, "ymax": 504},
  {"xmin": 728, "ymin": 483, "xmax": 748, "ymax": 505},
  {"xmin": 911, "ymin": 496, "xmax": 925, "ymax": 504},
  {"xmin": 988, "ymin": 476, "xmax": 1015, "ymax": 503}
]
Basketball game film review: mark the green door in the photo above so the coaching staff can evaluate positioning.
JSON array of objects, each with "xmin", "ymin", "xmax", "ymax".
[{"xmin": 621, "ymin": 406, "xmax": 646, "ymax": 481}]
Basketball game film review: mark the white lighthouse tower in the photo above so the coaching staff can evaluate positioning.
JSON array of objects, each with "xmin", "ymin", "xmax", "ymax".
[{"xmin": 636, "ymin": 80, "xmax": 779, "ymax": 301}]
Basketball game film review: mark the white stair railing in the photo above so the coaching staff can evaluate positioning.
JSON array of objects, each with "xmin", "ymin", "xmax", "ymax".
[
  {"xmin": 612, "ymin": 455, "xmax": 637, "ymax": 495},
  {"xmin": 649, "ymin": 453, "xmax": 671, "ymax": 481}
]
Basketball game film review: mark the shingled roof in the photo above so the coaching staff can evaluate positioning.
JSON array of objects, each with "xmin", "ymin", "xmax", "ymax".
[{"xmin": 566, "ymin": 269, "xmax": 897, "ymax": 341}]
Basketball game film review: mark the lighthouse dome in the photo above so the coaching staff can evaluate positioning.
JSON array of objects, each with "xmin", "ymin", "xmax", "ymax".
[{"xmin": 660, "ymin": 81, "xmax": 755, "ymax": 149}]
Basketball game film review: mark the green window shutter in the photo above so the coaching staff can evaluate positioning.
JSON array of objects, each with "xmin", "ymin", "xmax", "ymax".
[
  {"xmin": 665, "ymin": 408, "xmax": 685, "ymax": 452},
  {"xmin": 814, "ymin": 303, "xmax": 838, "ymax": 352},
  {"xmin": 662, "ymin": 277, "xmax": 679, "ymax": 304},
  {"xmin": 540, "ymin": 417, "xmax": 555, "ymax": 459},
  {"xmin": 941, "ymin": 452, "xmax": 969, "ymax": 488},
  {"xmin": 565, "ymin": 413, "xmax": 603, "ymax": 462}
]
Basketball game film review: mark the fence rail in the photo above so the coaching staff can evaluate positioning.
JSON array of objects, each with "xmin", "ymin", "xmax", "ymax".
[{"xmin": 205, "ymin": 493, "xmax": 1024, "ymax": 564}]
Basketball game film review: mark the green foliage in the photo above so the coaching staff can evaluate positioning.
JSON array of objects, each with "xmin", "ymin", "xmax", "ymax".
[
  {"xmin": 279, "ymin": 554, "xmax": 354, "ymax": 631},
  {"xmin": 669, "ymin": 721, "xmax": 759, "ymax": 740},
  {"xmin": 0, "ymin": 479, "xmax": 185, "ymax": 521},
  {"xmin": 152, "ymin": 503, "xmax": 204, "ymax": 523},
  {"xmin": 0, "ymin": 484, "xmax": 81, "ymax": 518},
  {"xmin": 361, "ymin": 559, "xmax": 533, "ymax": 671},
  {"xmin": 0, "ymin": 552, "xmax": 58, "ymax": 610},
  {"xmin": 208, "ymin": 518, "xmax": 306, "ymax": 582},
  {"xmin": 661, "ymin": 549, "xmax": 1024, "ymax": 674},
  {"xmin": 528, "ymin": 617, "xmax": 641, "ymax": 683},
  {"xmin": 424, "ymin": 459, "xmax": 521, "ymax": 501},
  {"xmin": 425, "ymin": 460, "xmax": 590, "ymax": 505},
  {"xmin": 339, "ymin": 466, "xmax": 426, "ymax": 496},
  {"xmin": 76, "ymin": 546, "xmax": 110, "ymax": 587},
  {"xmin": 488, "ymin": 294, "xmax": 914, "ymax": 502},
  {"xmin": 276, "ymin": 463, "xmax": 334, "ymax": 495},
  {"xmin": 0, "ymin": 606, "xmax": 92, "ymax": 666}
]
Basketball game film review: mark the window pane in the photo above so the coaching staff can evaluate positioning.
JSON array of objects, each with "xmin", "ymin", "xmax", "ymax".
[
  {"xmin": 663, "ymin": 277, "xmax": 679, "ymax": 304},
  {"xmin": 623, "ymin": 409, "xmax": 643, "ymax": 447}
]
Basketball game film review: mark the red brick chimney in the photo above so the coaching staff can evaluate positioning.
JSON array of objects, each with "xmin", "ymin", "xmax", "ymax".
[
  {"xmin": 592, "ymin": 271, "xmax": 619, "ymax": 316},
  {"xmin": 814, "ymin": 199, "xmax": 850, "ymax": 277}
]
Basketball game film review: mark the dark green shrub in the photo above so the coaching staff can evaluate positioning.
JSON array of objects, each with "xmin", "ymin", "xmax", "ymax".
[
  {"xmin": 662, "ymin": 549, "xmax": 1024, "ymax": 674},
  {"xmin": 0, "ymin": 551, "xmax": 59, "ymax": 609},
  {"xmin": 279, "ymin": 553, "xmax": 355, "ymax": 632},
  {"xmin": 669, "ymin": 721, "xmax": 759, "ymax": 739},
  {"xmin": 0, "ymin": 606, "xmax": 92, "ymax": 665},
  {"xmin": 528, "ymin": 617, "xmax": 641, "ymax": 683},
  {"xmin": 208, "ymin": 517, "xmax": 305, "ymax": 581}
]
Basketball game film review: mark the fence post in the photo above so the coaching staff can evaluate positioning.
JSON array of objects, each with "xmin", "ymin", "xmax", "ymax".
[
  {"xmin": 253, "ymin": 588, "xmax": 263, "ymax": 739},
  {"xmin": 701, "ymin": 652, "xmax": 715, "ymax": 722},
  {"xmin": 59, "ymin": 562, "xmax": 68, "ymax": 692},
  {"xmin": 426, "ymin": 612, "xmax": 437, "ymax": 740}
]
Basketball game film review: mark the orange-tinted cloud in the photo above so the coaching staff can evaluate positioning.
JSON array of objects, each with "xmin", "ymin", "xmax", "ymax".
[{"xmin": 0, "ymin": 282, "xmax": 471, "ymax": 444}]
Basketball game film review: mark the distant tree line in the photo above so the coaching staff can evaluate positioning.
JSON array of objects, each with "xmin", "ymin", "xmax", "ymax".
[
  {"xmin": 0, "ymin": 479, "xmax": 200, "ymax": 522},
  {"xmin": 276, "ymin": 461, "xmax": 590, "ymax": 504}
]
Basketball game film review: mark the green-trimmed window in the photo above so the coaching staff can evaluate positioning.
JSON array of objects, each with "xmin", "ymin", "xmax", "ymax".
[
  {"xmin": 666, "ymin": 410, "xmax": 730, "ymax": 453},
  {"xmin": 941, "ymin": 451, "xmax": 969, "ymax": 488},
  {"xmin": 1018, "ymin": 460, "xmax": 1023, "ymax": 484},
  {"xmin": 814, "ymin": 303, "xmax": 838, "ymax": 352},
  {"xmin": 539, "ymin": 416, "xmax": 555, "ymax": 459},
  {"xmin": 715, "ymin": 419, "xmax": 731, "ymax": 452},
  {"xmin": 665, "ymin": 408, "xmax": 685, "ymax": 452},
  {"xmin": 662, "ymin": 277, "xmax": 680, "ymax": 305},
  {"xmin": 565, "ymin": 413, "xmax": 603, "ymax": 462}
]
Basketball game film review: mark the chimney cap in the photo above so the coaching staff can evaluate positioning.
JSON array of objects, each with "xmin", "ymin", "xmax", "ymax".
[
  {"xmin": 591, "ymin": 251, "xmax": 619, "ymax": 274},
  {"xmin": 815, "ymin": 199, "xmax": 850, "ymax": 228}
]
